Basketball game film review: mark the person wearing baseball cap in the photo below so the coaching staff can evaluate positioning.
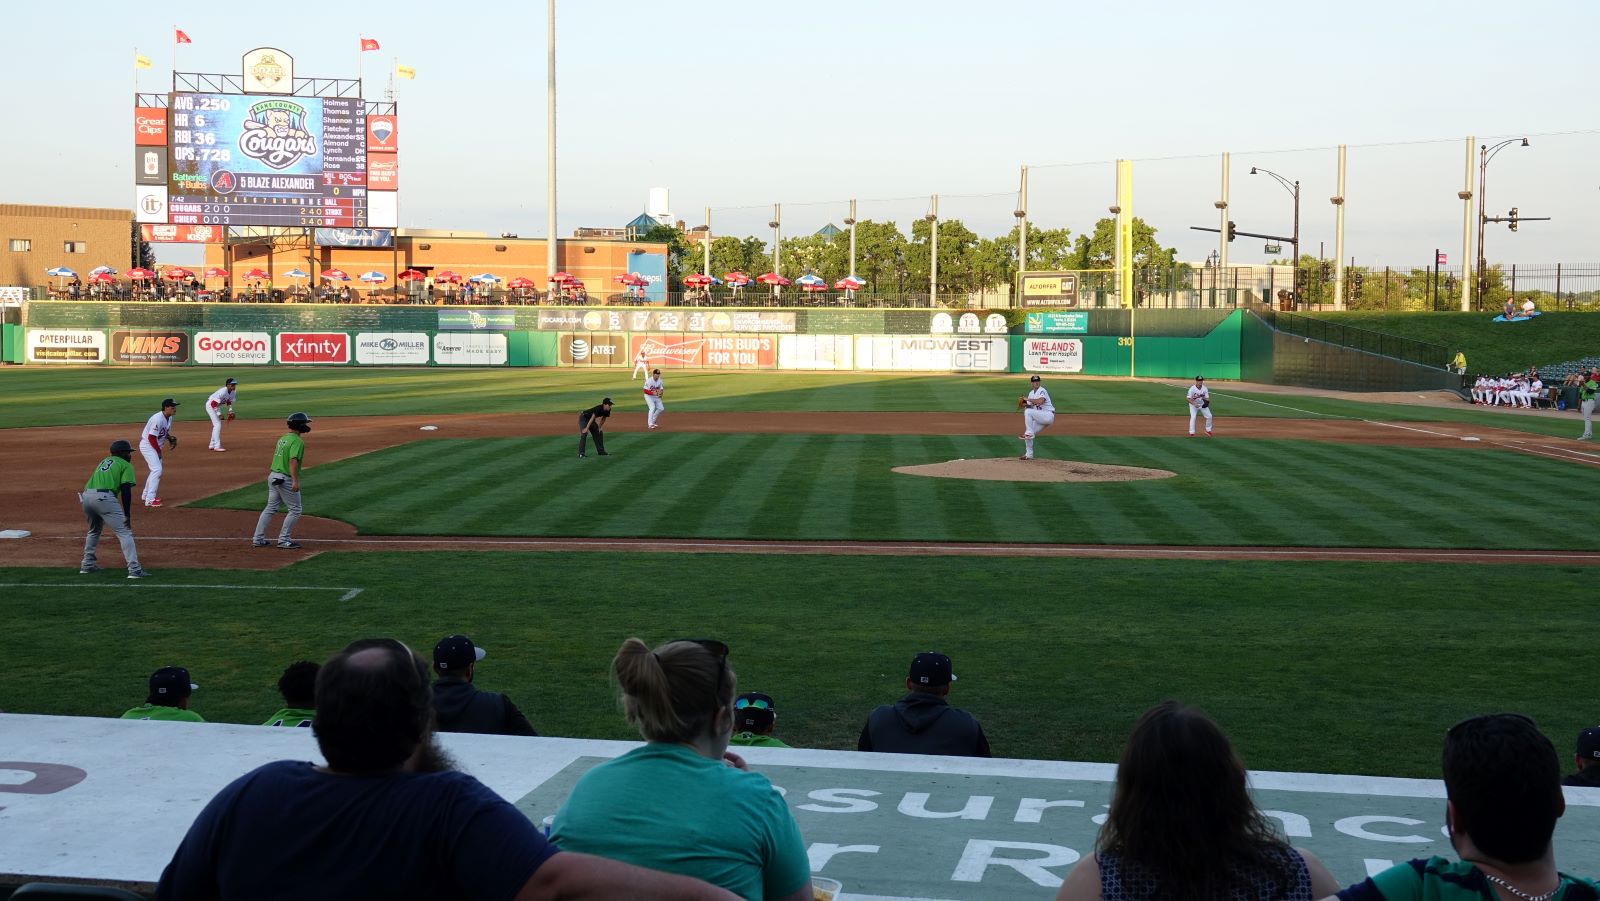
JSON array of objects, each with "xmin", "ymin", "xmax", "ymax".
[
  {"xmin": 206, "ymin": 377, "xmax": 238, "ymax": 452},
  {"xmin": 138, "ymin": 397, "xmax": 181, "ymax": 507},
  {"xmin": 729, "ymin": 691, "xmax": 790, "ymax": 749},
  {"xmin": 1563, "ymin": 726, "xmax": 1600, "ymax": 788},
  {"xmin": 857, "ymin": 651, "xmax": 990, "ymax": 757},
  {"xmin": 578, "ymin": 398, "xmax": 614, "ymax": 458},
  {"xmin": 121, "ymin": 665, "xmax": 203, "ymax": 722},
  {"xmin": 431, "ymin": 634, "xmax": 537, "ymax": 736}
]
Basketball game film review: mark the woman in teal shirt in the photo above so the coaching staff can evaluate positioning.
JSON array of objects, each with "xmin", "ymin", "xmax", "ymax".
[{"xmin": 552, "ymin": 638, "xmax": 811, "ymax": 901}]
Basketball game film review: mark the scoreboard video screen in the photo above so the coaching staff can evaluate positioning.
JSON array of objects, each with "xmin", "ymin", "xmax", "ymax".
[{"xmin": 166, "ymin": 92, "xmax": 368, "ymax": 228}]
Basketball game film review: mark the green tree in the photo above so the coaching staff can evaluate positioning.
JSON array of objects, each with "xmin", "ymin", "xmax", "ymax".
[
  {"xmin": 641, "ymin": 224, "xmax": 700, "ymax": 284},
  {"xmin": 778, "ymin": 232, "xmax": 849, "ymax": 282},
  {"xmin": 708, "ymin": 236, "xmax": 768, "ymax": 278},
  {"xmin": 907, "ymin": 218, "xmax": 980, "ymax": 297},
  {"xmin": 1069, "ymin": 217, "xmax": 1177, "ymax": 270},
  {"xmin": 849, "ymin": 220, "xmax": 910, "ymax": 294}
]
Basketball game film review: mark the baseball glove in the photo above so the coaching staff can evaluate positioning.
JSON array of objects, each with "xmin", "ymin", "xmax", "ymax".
[
  {"xmin": 1017, "ymin": 396, "xmax": 1029, "ymax": 409},
  {"xmin": 1202, "ymin": 400, "xmax": 1210, "ymax": 409},
  {"xmin": 226, "ymin": 412, "xmax": 236, "ymax": 421},
  {"xmin": 166, "ymin": 434, "xmax": 178, "ymax": 449}
]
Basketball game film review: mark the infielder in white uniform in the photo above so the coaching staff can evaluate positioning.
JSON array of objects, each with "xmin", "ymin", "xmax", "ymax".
[
  {"xmin": 1019, "ymin": 375, "xmax": 1055, "ymax": 460},
  {"xmin": 206, "ymin": 377, "xmax": 237, "ymax": 451},
  {"xmin": 631, "ymin": 350, "xmax": 650, "ymax": 380},
  {"xmin": 138, "ymin": 397, "xmax": 180, "ymax": 507},
  {"xmin": 1187, "ymin": 375, "xmax": 1214, "ymax": 436},
  {"xmin": 642, "ymin": 368, "xmax": 665, "ymax": 429}
]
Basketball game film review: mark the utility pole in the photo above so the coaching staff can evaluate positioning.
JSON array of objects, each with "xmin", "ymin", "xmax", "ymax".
[
  {"xmin": 1458, "ymin": 135, "xmax": 1475, "ymax": 311},
  {"xmin": 1331, "ymin": 145, "xmax": 1347, "ymax": 310},
  {"xmin": 1015, "ymin": 166, "xmax": 1028, "ymax": 308},
  {"xmin": 1216, "ymin": 152, "xmax": 1230, "ymax": 272},
  {"xmin": 545, "ymin": 0, "xmax": 558, "ymax": 297},
  {"xmin": 845, "ymin": 198, "xmax": 857, "ymax": 279},
  {"xmin": 927, "ymin": 194, "xmax": 939, "ymax": 307},
  {"xmin": 703, "ymin": 206, "xmax": 711, "ymax": 279}
]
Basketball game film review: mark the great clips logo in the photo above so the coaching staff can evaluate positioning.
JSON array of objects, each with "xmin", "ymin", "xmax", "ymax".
[
  {"xmin": 277, "ymin": 332, "xmax": 349, "ymax": 364},
  {"xmin": 240, "ymin": 99, "xmax": 317, "ymax": 170}
]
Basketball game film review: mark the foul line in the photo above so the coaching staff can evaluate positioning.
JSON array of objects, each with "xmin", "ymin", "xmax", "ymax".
[{"xmin": 0, "ymin": 582, "xmax": 364, "ymax": 601}]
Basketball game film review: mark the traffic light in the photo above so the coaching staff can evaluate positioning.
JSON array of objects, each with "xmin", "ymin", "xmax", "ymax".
[
  {"xmin": 1320, "ymin": 262, "xmax": 1331, "ymax": 280},
  {"xmin": 1226, "ymin": 221, "xmax": 1237, "ymax": 242},
  {"xmin": 1353, "ymin": 271, "xmax": 1364, "ymax": 291},
  {"xmin": 1508, "ymin": 207, "xmax": 1519, "ymax": 232},
  {"xmin": 1295, "ymin": 267, "xmax": 1308, "ymax": 289}
]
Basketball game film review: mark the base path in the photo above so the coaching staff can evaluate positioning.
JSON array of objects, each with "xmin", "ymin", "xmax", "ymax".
[{"xmin": 3, "ymin": 411, "xmax": 1594, "ymax": 571}]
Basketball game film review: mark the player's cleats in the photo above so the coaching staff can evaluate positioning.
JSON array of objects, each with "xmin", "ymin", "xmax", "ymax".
[
  {"xmin": 277, "ymin": 540, "xmax": 302, "ymax": 549},
  {"xmin": 252, "ymin": 540, "xmax": 270, "ymax": 548},
  {"xmin": 127, "ymin": 569, "xmax": 151, "ymax": 579},
  {"xmin": 146, "ymin": 499, "xmax": 162, "ymax": 508},
  {"xmin": 79, "ymin": 566, "xmax": 98, "ymax": 574}
]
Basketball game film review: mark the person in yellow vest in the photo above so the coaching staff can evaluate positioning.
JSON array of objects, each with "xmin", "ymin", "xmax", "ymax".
[{"xmin": 1452, "ymin": 350, "xmax": 1467, "ymax": 374}]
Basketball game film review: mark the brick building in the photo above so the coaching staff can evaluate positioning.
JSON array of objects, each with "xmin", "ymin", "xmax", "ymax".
[{"xmin": 1, "ymin": 205, "xmax": 133, "ymax": 288}]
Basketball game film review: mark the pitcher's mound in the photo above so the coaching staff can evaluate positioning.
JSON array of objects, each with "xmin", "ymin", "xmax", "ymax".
[{"xmin": 893, "ymin": 458, "xmax": 1177, "ymax": 483}]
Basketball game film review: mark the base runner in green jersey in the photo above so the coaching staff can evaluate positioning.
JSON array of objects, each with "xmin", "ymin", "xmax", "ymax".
[
  {"xmin": 253, "ymin": 412, "xmax": 311, "ymax": 550},
  {"xmin": 80, "ymin": 439, "xmax": 147, "ymax": 578}
]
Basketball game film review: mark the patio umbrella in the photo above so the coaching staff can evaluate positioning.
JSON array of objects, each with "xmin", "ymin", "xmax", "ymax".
[
  {"xmin": 550, "ymin": 271, "xmax": 575, "ymax": 283},
  {"xmin": 242, "ymin": 268, "xmax": 270, "ymax": 280},
  {"xmin": 284, "ymin": 268, "xmax": 310, "ymax": 279},
  {"xmin": 203, "ymin": 267, "xmax": 228, "ymax": 279},
  {"xmin": 359, "ymin": 271, "xmax": 387, "ymax": 283},
  {"xmin": 89, "ymin": 265, "xmax": 117, "ymax": 276},
  {"xmin": 46, "ymin": 266, "xmax": 77, "ymax": 278},
  {"xmin": 508, "ymin": 277, "xmax": 535, "ymax": 289},
  {"xmin": 434, "ymin": 270, "xmax": 462, "ymax": 283},
  {"xmin": 88, "ymin": 271, "xmax": 116, "ymax": 284},
  {"xmin": 398, "ymin": 269, "xmax": 425, "ymax": 281},
  {"xmin": 163, "ymin": 267, "xmax": 194, "ymax": 280},
  {"xmin": 794, "ymin": 274, "xmax": 825, "ymax": 288},
  {"xmin": 124, "ymin": 268, "xmax": 155, "ymax": 280},
  {"xmin": 801, "ymin": 283, "xmax": 829, "ymax": 293},
  {"xmin": 755, "ymin": 272, "xmax": 790, "ymax": 286},
  {"xmin": 470, "ymin": 273, "xmax": 501, "ymax": 283},
  {"xmin": 834, "ymin": 275, "xmax": 866, "ymax": 291},
  {"xmin": 724, "ymin": 271, "xmax": 751, "ymax": 286},
  {"xmin": 683, "ymin": 274, "xmax": 713, "ymax": 287},
  {"xmin": 612, "ymin": 274, "xmax": 639, "ymax": 285},
  {"xmin": 321, "ymin": 268, "xmax": 350, "ymax": 281}
]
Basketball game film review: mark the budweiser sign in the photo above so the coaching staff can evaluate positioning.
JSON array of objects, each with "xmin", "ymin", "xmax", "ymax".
[
  {"xmin": 277, "ymin": 332, "xmax": 350, "ymax": 364},
  {"xmin": 636, "ymin": 336, "xmax": 706, "ymax": 366}
]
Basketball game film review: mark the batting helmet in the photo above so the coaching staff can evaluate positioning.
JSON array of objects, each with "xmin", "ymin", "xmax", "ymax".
[
  {"xmin": 286, "ymin": 412, "xmax": 313, "ymax": 433},
  {"xmin": 109, "ymin": 439, "xmax": 134, "ymax": 459}
]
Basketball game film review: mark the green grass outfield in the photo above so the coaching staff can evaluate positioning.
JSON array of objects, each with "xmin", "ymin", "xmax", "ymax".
[
  {"xmin": 0, "ymin": 366, "xmax": 1585, "ymax": 439},
  {"xmin": 196, "ymin": 434, "xmax": 1588, "ymax": 548},
  {"xmin": 1, "ymin": 553, "xmax": 1590, "ymax": 779}
]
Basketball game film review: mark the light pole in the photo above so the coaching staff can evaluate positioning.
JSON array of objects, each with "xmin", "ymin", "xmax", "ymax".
[
  {"xmin": 1476, "ymin": 137, "xmax": 1528, "ymax": 308},
  {"xmin": 1248, "ymin": 166, "xmax": 1300, "ymax": 268}
]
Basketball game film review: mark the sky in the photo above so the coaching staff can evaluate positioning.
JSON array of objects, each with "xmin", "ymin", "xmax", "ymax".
[{"xmin": 5, "ymin": 0, "xmax": 1597, "ymax": 268}]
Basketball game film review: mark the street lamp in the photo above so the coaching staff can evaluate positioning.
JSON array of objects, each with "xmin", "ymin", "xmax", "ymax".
[
  {"xmin": 1476, "ymin": 137, "xmax": 1529, "ymax": 307},
  {"xmin": 1248, "ymin": 166, "xmax": 1300, "ymax": 267}
]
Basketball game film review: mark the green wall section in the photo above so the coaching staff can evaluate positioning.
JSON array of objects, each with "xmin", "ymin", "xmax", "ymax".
[{"xmin": 1, "ymin": 323, "xmax": 19, "ymax": 363}]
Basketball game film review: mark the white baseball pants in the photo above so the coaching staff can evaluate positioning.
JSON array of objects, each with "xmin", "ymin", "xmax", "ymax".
[
  {"xmin": 207, "ymin": 404, "xmax": 225, "ymax": 449},
  {"xmin": 645, "ymin": 394, "xmax": 664, "ymax": 427},
  {"xmin": 1189, "ymin": 403, "xmax": 1214, "ymax": 434},
  {"xmin": 138, "ymin": 442, "xmax": 163, "ymax": 504},
  {"xmin": 1022, "ymin": 408, "xmax": 1054, "ymax": 458}
]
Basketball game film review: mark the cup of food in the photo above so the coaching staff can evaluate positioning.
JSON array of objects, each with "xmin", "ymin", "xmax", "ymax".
[{"xmin": 812, "ymin": 876, "xmax": 843, "ymax": 901}]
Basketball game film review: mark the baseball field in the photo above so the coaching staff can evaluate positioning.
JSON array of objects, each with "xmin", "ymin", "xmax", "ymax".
[{"xmin": 2, "ymin": 365, "xmax": 1595, "ymax": 778}]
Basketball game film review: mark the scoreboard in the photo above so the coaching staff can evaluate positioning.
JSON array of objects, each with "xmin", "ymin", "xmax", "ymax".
[{"xmin": 165, "ymin": 93, "xmax": 368, "ymax": 228}]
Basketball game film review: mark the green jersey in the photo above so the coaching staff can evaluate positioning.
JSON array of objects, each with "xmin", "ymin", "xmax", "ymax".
[
  {"xmin": 84, "ymin": 456, "xmax": 137, "ymax": 491},
  {"xmin": 1582, "ymin": 378, "xmax": 1598, "ymax": 402},
  {"xmin": 729, "ymin": 732, "xmax": 792, "ymax": 748},
  {"xmin": 120, "ymin": 703, "xmax": 204, "ymax": 722},
  {"xmin": 262, "ymin": 707, "xmax": 315, "ymax": 728},
  {"xmin": 270, "ymin": 432, "xmax": 306, "ymax": 476}
]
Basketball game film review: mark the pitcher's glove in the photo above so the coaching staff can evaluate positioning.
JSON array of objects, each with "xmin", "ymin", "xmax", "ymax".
[
  {"xmin": 1017, "ymin": 397, "xmax": 1029, "ymax": 409},
  {"xmin": 227, "ymin": 412, "xmax": 236, "ymax": 421},
  {"xmin": 166, "ymin": 435, "xmax": 178, "ymax": 449}
]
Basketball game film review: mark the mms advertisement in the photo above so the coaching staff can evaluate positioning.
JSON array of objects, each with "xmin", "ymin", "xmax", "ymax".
[{"xmin": 166, "ymin": 93, "xmax": 367, "ymax": 228}]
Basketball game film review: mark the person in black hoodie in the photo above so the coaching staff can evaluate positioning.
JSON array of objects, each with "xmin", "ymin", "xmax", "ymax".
[
  {"xmin": 431, "ymin": 634, "xmax": 537, "ymax": 736},
  {"xmin": 1563, "ymin": 727, "xmax": 1600, "ymax": 788},
  {"xmin": 857, "ymin": 651, "xmax": 990, "ymax": 757}
]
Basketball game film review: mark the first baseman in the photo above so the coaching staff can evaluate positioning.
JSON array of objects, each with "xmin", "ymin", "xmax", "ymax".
[
  {"xmin": 206, "ymin": 377, "xmax": 237, "ymax": 452},
  {"xmin": 1187, "ymin": 375, "xmax": 1214, "ymax": 436},
  {"xmin": 79, "ymin": 439, "xmax": 149, "ymax": 579},
  {"xmin": 578, "ymin": 398, "xmax": 613, "ymax": 457},
  {"xmin": 643, "ymin": 368, "xmax": 665, "ymax": 429},
  {"xmin": 1019, "ymin": 375, "xmax": 1055, "ymax": 460},
  {"xmin": 631, "ymin": 349, "xmax": 650, "ymax": 380},
  {"xmin": 138, "ymin": 397, "xmax": 180, "ymax": 507},
  {"xmin": 253, "ymin": 412, "xmax": 311, "ymax": 549}
]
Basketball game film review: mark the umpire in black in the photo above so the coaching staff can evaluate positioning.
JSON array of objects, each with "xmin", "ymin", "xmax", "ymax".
[{"xmin": 578, "ymin": 398, "xmax": 613, "ymax": 458}]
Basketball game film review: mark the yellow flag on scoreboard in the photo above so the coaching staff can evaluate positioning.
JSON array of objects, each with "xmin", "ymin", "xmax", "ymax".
[
  {"xmin": 134, "ymin": 53, "xmax": 153, "ymax": 70},
  {"xmin": 396, "ymin": 64, "xmax": 416, "ymax": 80}
]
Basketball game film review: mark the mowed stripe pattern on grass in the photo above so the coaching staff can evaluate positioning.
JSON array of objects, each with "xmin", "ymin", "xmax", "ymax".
[{"xmin": 195, "ymin": 435, "xmax": 1589, "ymax": 548}]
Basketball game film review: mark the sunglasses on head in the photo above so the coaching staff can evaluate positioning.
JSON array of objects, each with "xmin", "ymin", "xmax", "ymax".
[{"xmin": 735, "ymin": 697, "xmax": 772, "ymax": 711}]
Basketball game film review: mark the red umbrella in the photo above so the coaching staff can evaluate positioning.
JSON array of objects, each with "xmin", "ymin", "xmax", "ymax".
[
  {"xmin": 565, "ymin": 279, "xmax": 585, "ymax": 289},
  {"xmin": 125, "ymin": 268, "xmax": 155, "ymax": 280},
  {"xmin": 321, "ymin": 268, "xmax": 350, "ymax": 281},
  {"xmin": 243, "ymin": 268, "xmax": 269, "ymax": 280},
  {"xmin": 801, "ymin": 283, "xmax": 829, "ymax": 292},
  {"xmin": 724, "ymin": 271, "xmax": 751, "ymax": 286},
  {"xmin": 398, "ymin": 269, "xmax": 426, "ymax": 281},
  {"xmin": 163, "ymin": 267, "xmax": 194, "ymax": 280},
  {"xmin": 683, "ymin": 274, "xmax": 713, "ymax": 287},
  {"xmin": 507, "ymin": 277, "xmax": 535, "ymax": 289},
  {"xmin": 434, "ymin": 270, "xmax": 462, "ymax": 283},
  {"xmin": 756, "ymin": 272, "xmax": 791, "ymax": 286},
  {"xmin": 551, "ymin": 271, "xmax": 575, "ymax": 283},
  {"xmin": 203, "ymin": 267, "xmax": 228, "ymax": 279},
  {"xmin": 834, "ymin": 276, "xmax": 866, "ymax": 291},
  {"xmin": 612, "ymin": 273, "xmax": 641, "ymax": 285},
  {"xmin": 89, "ymin": 271, "xmax": 116, "ymax": 284}
]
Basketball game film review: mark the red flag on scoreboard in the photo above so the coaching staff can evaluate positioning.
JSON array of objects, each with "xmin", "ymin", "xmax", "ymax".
[
  {"xmin": 174, "ymin": 29, "xmax": 192, "ymax": 44},
  {"xmin": 360, "ymin": 37, "xmax": 380, "ymax": 51}
]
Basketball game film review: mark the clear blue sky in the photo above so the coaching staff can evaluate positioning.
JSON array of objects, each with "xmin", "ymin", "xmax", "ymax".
[{"xmin": 6, "ymin": 0, "xmax": 1597, "ymax": 266}]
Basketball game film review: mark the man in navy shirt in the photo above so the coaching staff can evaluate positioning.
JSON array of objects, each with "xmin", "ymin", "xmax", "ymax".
[{"xmin": 157, "ymin": 637, "xmax": 733, "ymax": 901}]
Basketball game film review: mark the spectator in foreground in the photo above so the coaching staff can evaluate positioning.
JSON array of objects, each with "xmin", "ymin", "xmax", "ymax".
[
  {"xmin": 1325, "ymin": 713, "xmax": 1598, "ymax": 901},
  {"xmin": 1056, "ymin": 701, "xmax": 1339, "ymax": 901},
  {"xmin": 858, "ymin": 652, "xmax": 991, "ymax": 758},
  {"xmin": 122, "ymin": 666, "xmax": 203, "ymax": 722},
  {"xmin": 156, "ymin": 638, "xmax": 734, "ymax": 901},
  {"xmin": 262, "ymin": 660, "xmax": 319, "ymax": 727},
  {"xmin": 1563, "ymin": 726, "xmax": 1600, "ymax": 788},
  {"xmin": 729, "ymin": 691, "xmax": 790, "ymax": 749},
  {"xmin": 431, "ymin": 633, "xmax": 537, "ymax": 736},
  {"xmin": 551, "ymin": 639, "xmax": 812, "ymax": 901}
]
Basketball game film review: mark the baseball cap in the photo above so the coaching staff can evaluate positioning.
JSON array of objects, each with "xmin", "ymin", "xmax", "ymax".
[
  {"xmin": 735, "ymin": 691, "xmax": 776, "ymax": 731},
  {"xmin": 160, "ymin": 397, "xmax": 181, "ymax": 407},
  {"xmin": 908, "ymin": 652, "xmax": 957, "ymax": 686},
  {"xmin": 433, "ymin": 634, "xmax": 486, "ymax": 670},
  {"xmin": 1030, "ymin": 375, "xmax": 1041, "ymax": 383},
  {"xmin": 1195, "ymin": 375, "xmax": 1205, "ymax": 381},
  {"xmin": 149, "ymin": 666, "xmax": 197, "ymax": 701},
  {"xmin": 225, "ymin": 378, "xmax": 237, "ymax": 386},
  {"xmin": 601, "ymin": 397, "xmax": 614, "ymax": 405},
  {"xmin": 1578, "ymin": 727, "xmax": 1600, "ymax": 760}
]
